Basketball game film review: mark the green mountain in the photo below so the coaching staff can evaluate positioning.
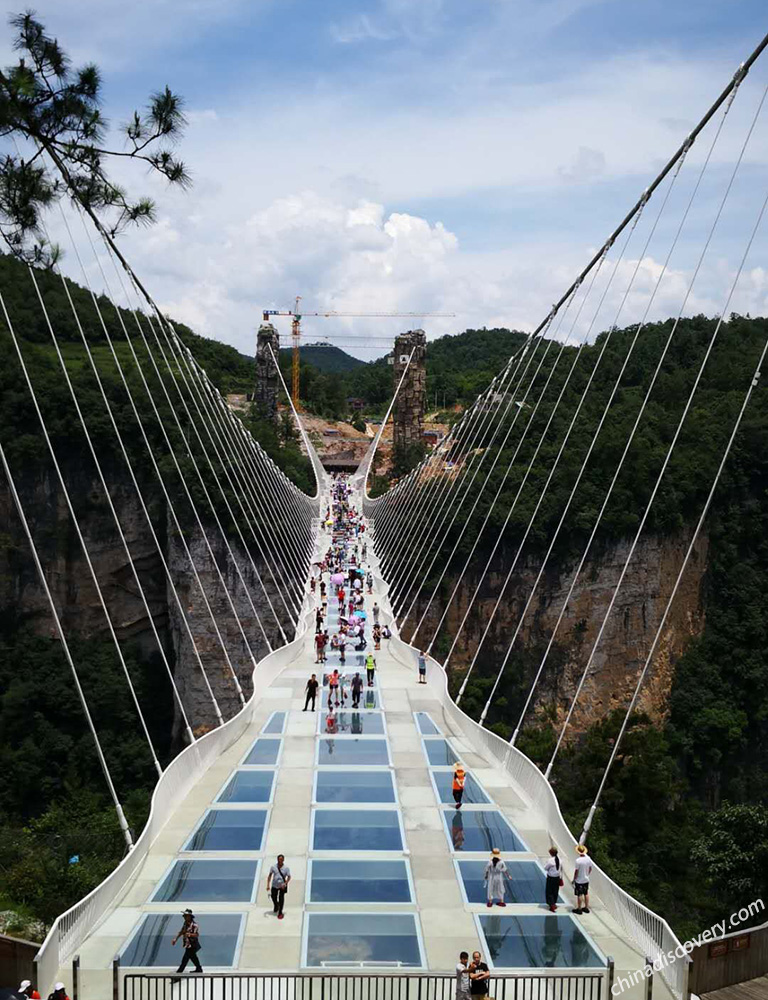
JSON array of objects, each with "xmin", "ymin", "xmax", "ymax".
[{"xmin": 279, "ymin": 342, "xmax": 365, "ymax": 374}]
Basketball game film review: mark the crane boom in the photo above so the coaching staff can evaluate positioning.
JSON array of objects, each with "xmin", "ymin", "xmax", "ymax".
[{"xmin": 261, "ymin": 302, "xmax": 456, "ymax": 407}]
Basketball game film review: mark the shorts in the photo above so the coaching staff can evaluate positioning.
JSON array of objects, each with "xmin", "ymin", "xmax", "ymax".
[
  {"xmin": 419, "ymin": 666, "xmax": 426, "ymax": 675},
  {"xmin": 574, "ymin": 881, "xmax": 589, "ymax": 895}
]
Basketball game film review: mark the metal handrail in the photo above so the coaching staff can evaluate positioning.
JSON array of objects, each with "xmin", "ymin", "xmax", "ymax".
[{"xmin": 122, "ymin": 970, "xmax": 606, "ymax": 1000}]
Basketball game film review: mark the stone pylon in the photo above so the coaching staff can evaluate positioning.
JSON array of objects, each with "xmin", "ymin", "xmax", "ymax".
[
  {"xmin": 255, "ymin": 322, "xmax": 280, "ymax": 423},
  {"xmin": 393, "ymin": 329, "xmax": 427, "ymax": 453}
]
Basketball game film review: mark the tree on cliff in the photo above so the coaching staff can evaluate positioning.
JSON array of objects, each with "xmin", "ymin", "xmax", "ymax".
[{"xmin": 0, "ymin": 11, "xmax": 189, "ymax": 265}]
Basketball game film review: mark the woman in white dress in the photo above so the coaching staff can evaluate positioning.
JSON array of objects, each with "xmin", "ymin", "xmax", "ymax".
[{"xmin": 484, "ymin": 848, "xmax": 508, "ymax": 907}]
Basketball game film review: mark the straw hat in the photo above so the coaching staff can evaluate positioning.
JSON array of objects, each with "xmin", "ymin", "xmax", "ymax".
[
  {"xmin": 491, "ymin": 848, "xmax": 501, "ymax": 856},
  {"xmin": 455, "ymin": 765, "xmax": 465, "ymax": 774},
  {"xmin": 577, "ymin": 844, "xmax": 588, "ymax": 855}
]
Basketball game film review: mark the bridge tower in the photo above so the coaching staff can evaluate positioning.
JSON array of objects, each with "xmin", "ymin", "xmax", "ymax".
[
  {"xmin": 254, "ymin": 322, "xmax": 280, "ymax": 423},
  {"xmin": 392, "ymin": 329, "xmax": 427, "ymax": 455}
]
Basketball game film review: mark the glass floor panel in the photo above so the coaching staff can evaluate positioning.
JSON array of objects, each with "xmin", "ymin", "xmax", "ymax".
[
  {"xmin": 217, "ymin": 770, "xmax": 275, "ymax": 803},
  {"xmin": 424, "ymin": 739, "xmax": 459, "ymax": 765},
  {"xmin": 309, "ymin": 860, "xmax": 412, "ymax": 902},
  {"xmin": 263, "ymin": 712, "xmax": 286, "ymax": 734},
  {"xmin": 318, "ymin": 739, "xmax": 389, "ymax": 765},
  {"xmin": 185, "ymin": 809, "xmax": 267, "ymax": 851},
  {"xmin": 443, "ymin": 809, "xmax": 527, "ymax": 853},
  {"xmin": 243, "ymin": 738, "xmax": 281, "ymax": 765},
  {"xmin": 321, "ymin": 712, "xmax": 385, "ymax": 735},
  {"xmin": 305, "ymin": 913, "xmax": 423, "ymax": 967},
  {"xmin": 121, "ymin": 912, "xmax": 243, "ymax": 967},
  {"xmin": 432, "ymin": 771, "xmax": 490, "ymax": 805},
  {"xmin": 478, "ymin": 914, "xmax": 604, "ymax": 968},
  {"xmin": 152, "ymin": 860, "xmax": 259, "ymax": 902},
  {"xmin": 415, "ymin": 712, "xmax": 441, "ymax": 735},
  {"xmin": 313, "ymin": 809, "xmax": 403, "ymax": 851},
  {"xmin": 322, "ymin": 688, "xmax": 380, "ymax": 709},
  {"xmin": 316, "ymin": 770, "xmax": 396, "ymax": 804},
  {"xmin": 457, "ymin": 860, "xmax": 561, "ymax": 904}
]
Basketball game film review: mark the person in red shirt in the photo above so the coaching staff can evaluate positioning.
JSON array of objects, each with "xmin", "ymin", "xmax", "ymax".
[{"xmin": 19, "ymin": 981, "xmax": 41, "ymax": 999}]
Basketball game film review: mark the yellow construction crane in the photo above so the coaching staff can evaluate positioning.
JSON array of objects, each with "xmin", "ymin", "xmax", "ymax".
[{"xmin": 262, "ymin": 298, "xmax": 455, "ymax": 407}]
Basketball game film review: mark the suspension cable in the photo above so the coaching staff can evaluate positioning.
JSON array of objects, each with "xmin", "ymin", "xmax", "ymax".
[
  {"xmin": 580, "ymin": 181, "xmax": 768, "ymax": 843},
  {"xmin": 545, "ymin": 80, "xmax": 768, "ymax": 777}
]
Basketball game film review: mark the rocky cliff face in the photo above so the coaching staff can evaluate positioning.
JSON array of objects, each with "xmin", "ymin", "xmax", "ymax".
[
  {"xmin": 408, "ymin": 529, "xmax": 708, "ymax": 735},
  {"xmin": 0, "ymin": 463, "xmax": 292, "ymax": 740}
]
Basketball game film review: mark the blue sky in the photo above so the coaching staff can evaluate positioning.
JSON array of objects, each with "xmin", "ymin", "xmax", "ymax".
[{"xmin": 6, "ymin": 0, "xmax": 768, "ymax": 355}]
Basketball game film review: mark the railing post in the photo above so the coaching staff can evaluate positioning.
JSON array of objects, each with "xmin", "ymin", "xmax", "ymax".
[
  {"xmin": 607, "ymin": 957, "xmax": 615, "ymax": 1000},
  {"xmin": 72, "ymin": 954, "xmax": 80, "ymax": 1000},
  {"xmin": 644, "ymin": 958, "xmax": 653, "ymax": 1000},
  {"xmin": 112, "ymin": 956, "xmax": 120, "ymax": 1000}
]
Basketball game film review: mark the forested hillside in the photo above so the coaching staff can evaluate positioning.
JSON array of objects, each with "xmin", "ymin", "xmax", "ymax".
[{"xmin": 0, "ymin": 252, "xmax": 313, "ymax": 933}]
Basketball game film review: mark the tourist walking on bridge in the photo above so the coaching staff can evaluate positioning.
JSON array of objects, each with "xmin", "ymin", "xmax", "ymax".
[
  {"xmin": 267, "ymin": 854, "xmax": 291, "ymax": 919},
  {"xmin": 544, "ymin": 847, "xmax": 562, "ymax": 912},
  {"xmin": 418, "ymin": 650, "xmax": 427, "ymax": 684},
  {"xmin": 172, "ymin": 909, "xmax": 203, "ymax": 974},
  {"xmin": 365, "ymin": 652, "xmax": 376, "ymax": 686},
  {"xmin": 573, "ymin": 845, "xmax": 592, "ymax": 914},
  {"xmin": 351, "ymin": 671, "xmax": 364, "ymax": 707},
  {"xmin": 19, "ymin": 980, "xmax": 41, "ymax": 999},
  {"xmin": 452, "ymin": 765, "xmax": 466, "ymax": 809},
  {"xmin": 303, "ymin": 673, "xmax": 318, "ymax": 712},
  {"xmin": 484, "ymin": 849, "xmax": 508, "ymax": 907}
]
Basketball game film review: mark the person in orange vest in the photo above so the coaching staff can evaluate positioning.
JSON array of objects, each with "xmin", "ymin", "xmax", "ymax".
[{"xmin": 452, "ymin": 765, "xmax": 466, "ymax": 810}]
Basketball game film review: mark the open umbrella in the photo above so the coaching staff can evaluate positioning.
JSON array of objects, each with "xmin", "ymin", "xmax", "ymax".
[{"xmin": 331, "ymin": 573, "xmax": 345, "ymax": 585}]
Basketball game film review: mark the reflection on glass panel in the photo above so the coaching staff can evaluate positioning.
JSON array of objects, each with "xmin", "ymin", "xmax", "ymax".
[
  {"xmin": 186, "ymin": 809, "xmax": 267, "ymax": 851},
  {"xmin": 218, "ymin": 770, "xmax": 274, "ymax": 803},
  {"xmin": 443, "ymin": 810, "xmax": 526, "ymax": 853},
  {"xmin": 415, "ymin": 712, "xmax": 441, "ymax": 735},
  {"xmin": 122, "ymin": 913, "xmax": 243, "ymax": 967},
  {"xmin": 478, "ymin": 915, "xmax": 604, "ymax": 968},
  {"xmin": 321, "ymin": 712, "xmax": 385, "ymax": 735},
  {"xmin": 457, "ymin": 860, "xmax": 561, "ymax": 904},
  {"xmin": 318, "ymin": 739, "xmax": 389, "ymax": 765},
  {"xmin": 432, "ymin": 771, "xmax": 490, "ymax": 805},
  {"xmin": 424, "ymin": 739, "xmax": 458, "ymax": 765},
  {"xmin": 313, "ymin": 809, "xmax": 403, "ymax": 851},
  {"xmin": 306, "ymin": 913, "xmax": 423, "ymax": 967},
  {"xmin": 316, "ymin": 770, "xmax": 396, "ymax": 804},
  {"xmin": 153, "ymin": 860, "xmax": 258, "ymax": 902},
  {"xmin": 243, "ymin": 738, "xmax": 281, "ymax": 765},
  {"xmin": 263, "ymin": 712, "xmax": 286, "ymax": 734},
  {"xmin": 310, "ymin": 860, "xmax": 411, "ymax": 902}
]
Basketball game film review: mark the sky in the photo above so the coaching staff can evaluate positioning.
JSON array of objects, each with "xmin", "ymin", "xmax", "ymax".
[{"xmin": 6, "ymin": 0, "xmax": 768, "ymax": 357}]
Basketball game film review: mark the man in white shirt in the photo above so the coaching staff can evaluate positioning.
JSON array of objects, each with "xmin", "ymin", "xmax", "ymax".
[
  {"xmin": 266, "ymin": 854, "xmax": 291, "ymax": 920},
  {"xmin": 455, "ymin": 951, "xmax": 470, "ymax": 1000},
  {"xmin": 573, "ymin": 844, "xmax": 592, "ymax": 914}
]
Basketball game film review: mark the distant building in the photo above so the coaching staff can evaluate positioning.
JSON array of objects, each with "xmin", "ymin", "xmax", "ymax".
[{"xmin": 347, "ymin": 397, "xmax": 365, "ymax": 411}]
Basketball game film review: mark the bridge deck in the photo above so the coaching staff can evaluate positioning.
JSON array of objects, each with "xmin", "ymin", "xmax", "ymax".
[{"xmin": 56, "ymin": 483, "xmax": 669, "ymax": 1000}]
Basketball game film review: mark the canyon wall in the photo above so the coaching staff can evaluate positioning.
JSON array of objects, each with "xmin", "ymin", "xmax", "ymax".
[
  {"xmin": 0, "ymin": 463, "xmax": 291, "ymax": 740},
  {"xmin": 407, "ymin": 529, "xmax": 708, "ymax": 735}
]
